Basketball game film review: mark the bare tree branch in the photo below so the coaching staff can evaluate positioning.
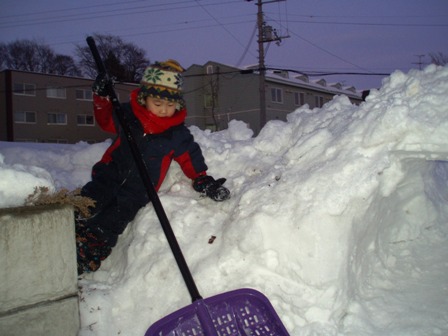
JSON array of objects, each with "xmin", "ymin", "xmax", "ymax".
[
  {"xmin": 0, "ymin": 38, "xmax": 81, "ymax": 76},
  {"xmin": 75, "ymin": 33, "xmax": 150, "ymax": 82},
  {"xmin": 429, "ymin": 52, "xmax": 448, "ymax": 66}
]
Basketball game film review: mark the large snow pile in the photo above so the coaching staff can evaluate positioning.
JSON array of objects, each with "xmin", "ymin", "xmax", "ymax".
[{"xmin": 1, "ymin": 65, "xmax": 447, "ymax": 335}]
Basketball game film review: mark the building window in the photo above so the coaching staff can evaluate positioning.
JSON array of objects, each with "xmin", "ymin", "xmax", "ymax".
[
  {"xmin": 14, "ymin": 111, "xmax": 36, "ymax": 124},
  {"xmin": 13, "ymin": 83, "xmax": 36, "ymax": 96},
  {"xmin": 45, "ymin": 139, "xmax": 68, "ymax": 144},
  {"xmin": 271, "ymin": 88, "xmax": 283, "ymax": 103},
  {"xmin": 76, "ymin": 89, "xmax": 93, "ymax": 101},
  {"xmin": 47, "ymin": 113, "xmax": 67, "ymax": 125},
  {"xmin": 15, "ymin": 138, "xmax": 38, "ymax": 143},
  {"xmin": 206, "ymin": 65, "xmax": 214, "ymax": 74},
  {"xmin": 315, "ymin": 96, "xmax": 324, "ymax": 108},
  {"xmin": 46, "ymin": 86, "xmax": 66, "ymax": 99},
  {"xmin": 77, "ymin": 114, "xmax": 95, "ymax": 126},
  {"xmin": 294, "ymin": 92, "xmax": 305, "ymax": 106}
]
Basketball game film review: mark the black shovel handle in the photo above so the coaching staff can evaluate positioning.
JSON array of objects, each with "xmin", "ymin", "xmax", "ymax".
[{"xmin": 86, "ymin": 36, "xmax": 202, "ymax": 302}]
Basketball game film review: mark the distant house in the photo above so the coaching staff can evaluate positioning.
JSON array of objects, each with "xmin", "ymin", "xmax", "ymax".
[
  {"xmin": 1, "ymin": 63, "xmax": 362, "ymax": 143},
  {"xmin": 0, "ymin": 69, "xmax": 137, "ymax": 143},
  {"xmin": 183, "ymin": 61, "xmax": 362, "ymax": 135}
]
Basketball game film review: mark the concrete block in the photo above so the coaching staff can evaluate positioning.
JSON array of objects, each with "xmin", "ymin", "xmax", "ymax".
[
  {"xmin": 0, "ymin": 296, "xmax": 80, "ymax": 336},
  {"xmin": 0, "ymin": 204, "xmax": 79, "ymax": 334}
]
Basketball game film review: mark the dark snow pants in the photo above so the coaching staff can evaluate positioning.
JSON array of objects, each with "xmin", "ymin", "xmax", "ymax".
[{"xmin": 76, "ymin": 161, "xmax": 149, "ymax": 274}]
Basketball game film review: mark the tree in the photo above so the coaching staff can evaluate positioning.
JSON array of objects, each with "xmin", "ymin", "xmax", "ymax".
[
  {"xmin": 104, "ymin": 51, "xmax": 127, "ymax": 81},
  {"xmin": 51, "ymin": 55, "xmax": 82, "ymax": 77},
  {"xmin": 0, "ymin": 43, "xmax": 6, "ymax": 69},
  {"xmin": 0, "ymin": 39, "xmax": 81, "ymax": 76},
  {"xmin": 429, "ymin": 52, "xmax": 448, "ymax": 66},
  {"xmin": 76, "ymin": 34, "xmax": 150, "ymax": 82}
]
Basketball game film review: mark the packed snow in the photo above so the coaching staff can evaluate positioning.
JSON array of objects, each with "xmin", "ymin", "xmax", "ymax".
[{"xmin": 1, "ymin": 65, "xmax": 447, "ymax": 335}]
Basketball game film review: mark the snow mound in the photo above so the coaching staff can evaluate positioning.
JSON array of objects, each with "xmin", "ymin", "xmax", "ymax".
[{"xmin": 0, "ymin": 65, "xmax": 447, "ymax": 335}]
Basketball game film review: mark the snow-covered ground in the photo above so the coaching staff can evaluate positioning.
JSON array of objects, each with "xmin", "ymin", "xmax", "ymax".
[{"xmin": 1, "ymin": 65, "xmax": 447, "ymax": 335}]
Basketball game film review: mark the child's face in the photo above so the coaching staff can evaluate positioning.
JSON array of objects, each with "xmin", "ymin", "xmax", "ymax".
[{"xmin": 145, "ymin": 97, "xmax": 176, "ymax": 118}]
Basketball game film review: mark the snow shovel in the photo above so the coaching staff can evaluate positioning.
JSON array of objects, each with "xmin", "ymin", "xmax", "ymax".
[{"xmin": 87, "ymin": 36, "xmax": 290, "ymax": 336}]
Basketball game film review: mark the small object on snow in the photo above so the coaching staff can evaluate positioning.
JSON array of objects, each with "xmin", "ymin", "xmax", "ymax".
[{"xmin": 208, "ymin": 235, "xmax": 216, "ymax": 244}]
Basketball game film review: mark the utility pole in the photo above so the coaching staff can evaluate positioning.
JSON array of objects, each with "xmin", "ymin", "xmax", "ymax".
[
  {"xmin": 413, "ymin": 54, "xmax": 426, "ymax": 70},
  {"xmin": 256, "ymin": 0, "xmax": 267, "ymax": 129},
  {"xmin": 248, "ymin": 0, "xmax": 289, "ymax": 131}
]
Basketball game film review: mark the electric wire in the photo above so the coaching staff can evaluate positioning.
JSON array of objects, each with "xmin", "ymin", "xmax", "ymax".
[
  {"xmin": 2, "ymin": 1, "xmax": 445, "ymax": 82},
  {"xmin": 236, "ymin": 22, "xmax": 258, "ymax": 68},
  {"xmin": 194, "ymin": 0, "xmax": 258, "ymax": 61}
]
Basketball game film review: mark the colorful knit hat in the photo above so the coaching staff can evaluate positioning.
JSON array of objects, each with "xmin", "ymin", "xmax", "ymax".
[{"xmin": 138, "ymin": 59, "xmax": 184, "ymax": 106}]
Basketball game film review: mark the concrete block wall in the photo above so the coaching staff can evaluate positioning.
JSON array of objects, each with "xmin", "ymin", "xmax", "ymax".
[{"xmin": 0, "ymin": 204, "xmax": 79, "ymax": 336}]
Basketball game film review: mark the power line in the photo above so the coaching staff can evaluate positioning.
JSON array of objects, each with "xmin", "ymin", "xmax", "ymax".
[
  {"xmin": 285, "ymin": 19, "xmax": 448, "ymax": 28},
  {"xmin": 194, "ymin": 0, "xmax": 257, "ymax": 60},
  {"xmin": 0, "ymin": 0, "xmax": 242, "ymax": 28},
  {"xmin": 0, "ymin": 3, "xmax": 195, "ymax": 29},
  {"xmin": 182, "ymin": 68, "xmax": 390, "ymax": 78},
  {"xmin": 279, "ymin": 26, "xmax": 372, "ymax": 73},
  {"xmin": 0, "ymin": 0, "xmax": 147, "ymax": 20},
  {"xmin": 0, "ymin": 67, "xmax": 391, "ymax": 96},
  {"xmin": 284, "ymin": 13, "xmax": 448, "ymax": 19},
  {"xmin": 236, "ymin": 22, "xmax": 258, "ymax": 67},
  {"xmin": 265, "ymin": 68, "xmax": 390, "ymax": 77}
]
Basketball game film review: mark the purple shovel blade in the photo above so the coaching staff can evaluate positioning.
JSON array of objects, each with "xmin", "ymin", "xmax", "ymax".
[{"xmin": 145, "ymin": 288, "xmax": 289, "ymax": 336}]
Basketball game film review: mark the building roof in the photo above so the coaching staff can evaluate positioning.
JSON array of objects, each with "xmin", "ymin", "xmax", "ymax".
[
  {"xmin": 265, "ymin": 69, "xmax": 362, "ymax": 99},
  {"xmin": 190, "ymin": 61, "xmax": 362, "ymax": 100}
]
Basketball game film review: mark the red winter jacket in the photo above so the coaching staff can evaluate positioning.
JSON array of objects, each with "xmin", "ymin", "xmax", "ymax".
[
  {"xmin": 78, "ymin": 89, "xmax": 208, "ymax": 246},
  {"xmin": 92, "ymin": 89, "xmax": 207, "ymax": 191}
]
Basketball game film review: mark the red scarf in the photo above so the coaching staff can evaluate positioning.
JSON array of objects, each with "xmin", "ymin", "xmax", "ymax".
[{"xmin": 130, "ymin": 89, "xmax": 187, "ymax": 134}]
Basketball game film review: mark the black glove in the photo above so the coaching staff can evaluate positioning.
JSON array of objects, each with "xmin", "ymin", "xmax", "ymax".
[
  {"xmin": 193, "ymin": 175, "xmax": 230, "ymax": 202},
  {"xmin": 92, "ymin": 73, "xmax": 113, "ymax": 97}
]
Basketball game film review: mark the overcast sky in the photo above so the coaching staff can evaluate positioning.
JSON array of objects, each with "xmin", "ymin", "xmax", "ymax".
[{"xmin": 1, "ymin": 0, "xmax": 447, "ymax": 90}]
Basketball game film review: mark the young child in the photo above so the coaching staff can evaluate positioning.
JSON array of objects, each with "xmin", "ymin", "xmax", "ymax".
[{"xmin": 76, "ymin": 60, "xmax": 230, "ymax": 275}]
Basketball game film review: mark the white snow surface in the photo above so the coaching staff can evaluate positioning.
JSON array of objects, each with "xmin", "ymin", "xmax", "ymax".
[{"xmin": 1, "ymin": 65, "xmax": 448, "ymax": 335}]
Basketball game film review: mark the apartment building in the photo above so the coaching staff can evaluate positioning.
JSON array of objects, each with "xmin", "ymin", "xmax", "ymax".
[
  {"xmin": 1, "ymin": 64, "xmax": 362, "ymax": 143},
  {"xmin": 183, "ymin": 61, "xmax": 362, "ymax": 135},
  {"xmin": 0, "ymin": 69, "xmax": 137, "ymax": 143}
]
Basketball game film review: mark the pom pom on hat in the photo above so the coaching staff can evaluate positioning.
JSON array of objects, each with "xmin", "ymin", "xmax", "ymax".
[{"xmin": 138, "ymin": 59, "xmax": 185, "ymax": 106}]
